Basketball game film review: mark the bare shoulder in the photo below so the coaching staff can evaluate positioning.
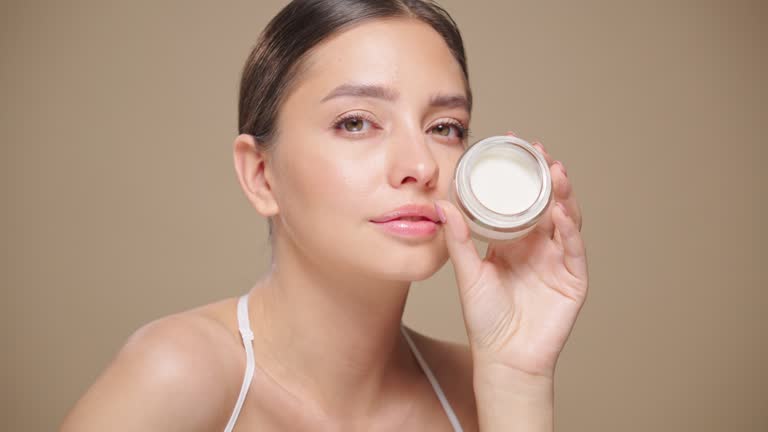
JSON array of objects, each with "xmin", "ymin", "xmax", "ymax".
[
  {"xmin": 61, "ymin": 298, "xmax": 245, "ymax": 432},
  {"xmin": 405, "ymin": 328, "xmax": 479, "ymax": 432}
]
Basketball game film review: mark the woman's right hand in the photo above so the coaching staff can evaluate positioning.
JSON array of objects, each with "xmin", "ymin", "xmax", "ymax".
[{"xmin": 434, "ymin": 135, "xmax": 588, "ymax": 380}]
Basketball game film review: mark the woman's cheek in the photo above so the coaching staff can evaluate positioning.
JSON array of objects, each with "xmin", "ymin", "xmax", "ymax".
[
  {"xmin": 433, "ymin": 147, "xmax": 462, "ymax": 198},
  {"xmin": 289, "ymin": 150, "xmax": 362, "ymax": 214},
  {"xmin": 324, "ymin": 158, "xmax": 378, "ymax": 214}
]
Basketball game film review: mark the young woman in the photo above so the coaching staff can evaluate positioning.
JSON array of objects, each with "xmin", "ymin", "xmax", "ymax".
[{"xmin": 61, "ymin": 1, "xmax": 587, "ymax": 430}]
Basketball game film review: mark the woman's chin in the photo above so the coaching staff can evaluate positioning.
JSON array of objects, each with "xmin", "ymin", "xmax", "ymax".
[{"xmin": 367, "ymin": 248, "xmax": 450, "ymax": 282}]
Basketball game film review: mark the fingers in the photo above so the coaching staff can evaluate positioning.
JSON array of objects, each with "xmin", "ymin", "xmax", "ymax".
[
  {"xmin": 507, "ymin": 132, "xmax": 582, "ymax": 232},
  {"xmin": 506, "ymin": 131, "xmax": 552, "ymax": 166},
  {"xmin": 552, "ymin": 202, "xmax": 588, "ymax": 282},
  {"xmin": 551, "ymin": 163, "xmax": 582, "ymax": 232},
  {"xmin": 507, "ymin": 132, "xmax": 556, "ymax": 238},
  {"xmin": 434, "ymin": 200, "xmax": 483, "ymax": 292},
  {"xmin": 534, "ymin": 198, "xmax": 556, "ymax": 239},
  {"xmin": 550, "ymin": 158, "xmax": 583, "ymax": 232}
]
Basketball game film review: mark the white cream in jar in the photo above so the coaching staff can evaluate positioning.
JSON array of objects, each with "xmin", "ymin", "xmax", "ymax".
[{"xmin": 449, "ymin": 135, "xmax": 553, "ymax": 242}]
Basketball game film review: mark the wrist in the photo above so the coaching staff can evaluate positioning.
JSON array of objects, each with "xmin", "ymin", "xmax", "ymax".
[
  {"xmin": 472, "ymin": 364, "xmax": 554, "ymax": 432},
  {"xmin": 473, "ymin": 362, "xmax": 554, "ymax": 399}
]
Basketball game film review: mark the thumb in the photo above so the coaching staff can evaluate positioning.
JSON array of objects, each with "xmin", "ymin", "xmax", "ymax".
[{"xmin": 434, "ymin": 199, "xmax": 483, "ymax": 291}]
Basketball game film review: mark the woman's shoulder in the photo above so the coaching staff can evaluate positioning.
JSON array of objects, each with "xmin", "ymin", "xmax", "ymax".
[
  {"xmin": 405, "ymin": 328, "xmax": 479, "ymax": 431},
  {"xmin": 61, "ymin": 297, "xmax": 245, "ymax": 432}
]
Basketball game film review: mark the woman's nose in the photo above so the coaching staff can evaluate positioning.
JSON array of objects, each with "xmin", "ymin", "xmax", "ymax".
[{"xmin": 386, "ymin": 127, "xmax": 439, "ymax": 190}]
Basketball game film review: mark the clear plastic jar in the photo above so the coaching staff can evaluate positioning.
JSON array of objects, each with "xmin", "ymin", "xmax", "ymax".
[{"xmin": 449, "ymin": 135, "xmax": 553, "ymax": 242}]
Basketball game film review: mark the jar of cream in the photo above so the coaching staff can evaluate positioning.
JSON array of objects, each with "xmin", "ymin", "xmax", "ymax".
[{"xmin": 449, "ymin": 135, "xmax": 553, "ymax": 242}]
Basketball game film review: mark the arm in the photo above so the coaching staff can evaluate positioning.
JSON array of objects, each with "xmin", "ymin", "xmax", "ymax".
[{"xmin": 474, "ymin": 366, "xmax": 554, "ymax": 432}]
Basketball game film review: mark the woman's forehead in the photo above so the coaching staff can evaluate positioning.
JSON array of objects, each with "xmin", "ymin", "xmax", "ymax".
[{"xmin": 294, "ymin": 18, "xmax": 467, "ymax": 101}]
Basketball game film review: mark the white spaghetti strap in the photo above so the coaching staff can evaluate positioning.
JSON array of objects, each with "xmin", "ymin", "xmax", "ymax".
[
  {"xmin": 400, "ymin": 325, "xmax": 464, "ymax": 432},
  {"xmin": 223, "ymin": 294, "xmax": 256, "ymax": 432}
]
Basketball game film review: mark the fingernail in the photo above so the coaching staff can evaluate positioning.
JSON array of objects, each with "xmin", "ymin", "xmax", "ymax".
[
  {"xmin": 556, "ymin": 201, "xmax": 568, "ymax": 216},
  {"xmin": 506, "ymin": 130, "xmax": 517, "ymax": 137},
  {"xmin": 534, "ymin": 140, "xmax": 546, "ymax": 152},
  {"xmin": 434, "ymin": 202, "xmax": 447, "ymax": 224}
]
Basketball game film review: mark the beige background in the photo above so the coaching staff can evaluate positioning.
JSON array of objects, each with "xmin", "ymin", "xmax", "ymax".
[{"xmin": 2, "ymin": 0, "xmax": 765, "ymax": 430}]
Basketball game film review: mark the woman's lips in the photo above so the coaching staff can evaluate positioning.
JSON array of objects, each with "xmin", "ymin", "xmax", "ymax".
[{"xmin": 371, "ymin": 218, "xmax": 440, "ymax": 237}]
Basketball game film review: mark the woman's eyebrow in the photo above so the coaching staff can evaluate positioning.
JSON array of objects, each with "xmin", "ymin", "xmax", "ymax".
[
  {"xmin": 320, "ymin": 83, "xmax": 469, "ymax": 112},
  {"xmin": 320, "ymin": 83, "xmax": 398, "ymax": 103},
  {"xmin": 429, "ymin": 94, "xmax": 469, "ymax": 111}
]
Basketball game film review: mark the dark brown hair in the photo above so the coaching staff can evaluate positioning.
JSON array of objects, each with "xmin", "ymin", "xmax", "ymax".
[{"xmin": 238, "ymin": 0, "xmax": 472, "ymax": 237}]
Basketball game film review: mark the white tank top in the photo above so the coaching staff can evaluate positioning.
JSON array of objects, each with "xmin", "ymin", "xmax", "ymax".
[{"xmin": 223, "ymin": 293, "xmax": 464, "ymax": 431}]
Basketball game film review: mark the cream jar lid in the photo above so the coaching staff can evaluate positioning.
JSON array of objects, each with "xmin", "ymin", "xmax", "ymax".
[{"xmin": 452, "ymin": 135, "xmax": 553, "ymax": 235}]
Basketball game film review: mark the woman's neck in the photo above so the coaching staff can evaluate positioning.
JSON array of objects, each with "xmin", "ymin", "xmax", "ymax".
[{"xmin": 246, "ymin": 239, "xmax": 421, "ymax": 419}]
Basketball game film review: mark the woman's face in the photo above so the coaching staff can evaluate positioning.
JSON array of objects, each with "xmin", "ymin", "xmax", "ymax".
[{"xmin": 266, "ymin": 18, "xmax": 470, "ymax": 282}]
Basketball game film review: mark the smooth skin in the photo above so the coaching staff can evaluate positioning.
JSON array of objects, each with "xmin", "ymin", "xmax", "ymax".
[{"xmin": 61, "ymin": 17, "xmax": 585, "ymax": 432}]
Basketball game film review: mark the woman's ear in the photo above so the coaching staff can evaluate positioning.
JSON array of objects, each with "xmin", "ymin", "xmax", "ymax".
[{"xmin": 233, "ymin": 133, "xmax": 279, "ymax": 217}]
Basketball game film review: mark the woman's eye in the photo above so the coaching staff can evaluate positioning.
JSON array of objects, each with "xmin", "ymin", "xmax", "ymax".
[
  {"xmin": 343, "ymin": 118, "xmax": 365, "ymax": 132},
  {"xmin": 431, "ymin": 123, "xmax": 464, "ymax": 138},
  {"xmin": 334, "ymin": 115, "xmax": 374, "ymax": 134}
]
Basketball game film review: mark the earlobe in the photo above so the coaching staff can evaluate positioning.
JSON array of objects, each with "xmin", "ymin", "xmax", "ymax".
[{"xmin": 232, "ymin": 134, "xmax": 279, "ymax": 217}]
